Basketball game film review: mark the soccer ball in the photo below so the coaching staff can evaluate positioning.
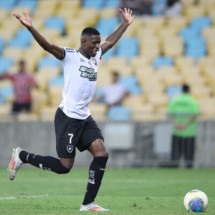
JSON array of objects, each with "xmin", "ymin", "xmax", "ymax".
[{"xmin": 184, "ymin": 189, "xmax": 208, "ymax": 212}]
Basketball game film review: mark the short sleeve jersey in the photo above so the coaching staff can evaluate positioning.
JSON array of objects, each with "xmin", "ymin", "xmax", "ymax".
[
  {"xmin": 59, "ymin": 47, "xmax": 102, "ymax": 119},
  {"xmin": 167, "ymin": 93, "xmax": 199, "ymax": 137}
]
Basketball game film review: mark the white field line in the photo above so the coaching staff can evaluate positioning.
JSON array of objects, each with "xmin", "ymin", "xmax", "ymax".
[{"xmin": 0, "ymin": 194, "xmax": 49, "ymax": 201}]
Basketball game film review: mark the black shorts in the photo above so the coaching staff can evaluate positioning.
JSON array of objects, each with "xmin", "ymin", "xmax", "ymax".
[
  {"xmin": 54, "ymin": 108, "xmax": 104, "ymax": 158},
  {"xmin": 12, "ymin": 102, "xmax": 31, "ymax": 114}
]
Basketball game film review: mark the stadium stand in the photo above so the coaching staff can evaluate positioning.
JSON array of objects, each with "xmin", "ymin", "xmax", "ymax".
[{"xmin": 0, "ymin": 0, "xmax": 215, "ymax": 121}]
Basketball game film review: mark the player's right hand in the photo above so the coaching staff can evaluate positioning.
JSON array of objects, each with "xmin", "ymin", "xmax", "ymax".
[{"xmin": 13, "ymin": 11, "xmax": 32, "ymax": 28}]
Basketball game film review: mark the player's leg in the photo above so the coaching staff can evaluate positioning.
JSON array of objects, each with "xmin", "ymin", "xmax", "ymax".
[
  {"xmin": 7, "ymin": 108, "xmax": 77, "ymax": 180},
  {"xmin": 78, "ymin": 116, "xmax": 109, "ymax": 211},
  {"xmin": 184, "ymin": 137, "xmax": 195, "ymax": 168},
  {"xmin": 7, "ymin": 147, "xmax": 73, "ymax": 180},
  {"xmin": 80, "ymin": 138, "xmax": 109, "ymax": 211},
  {"xmin": 171, "ymin": 135, "xmax": 181, "ymax": 167}
]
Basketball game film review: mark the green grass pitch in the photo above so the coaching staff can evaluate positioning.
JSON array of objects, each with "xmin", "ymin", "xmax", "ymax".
[{"xmin": 0, "ymin": 167, "xmax": 214, "ymax": 215}]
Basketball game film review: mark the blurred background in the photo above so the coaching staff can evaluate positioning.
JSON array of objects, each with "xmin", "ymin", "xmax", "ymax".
[{"xmin": 0, "ymin": 0, "xmax": 215, "ymax": 168}]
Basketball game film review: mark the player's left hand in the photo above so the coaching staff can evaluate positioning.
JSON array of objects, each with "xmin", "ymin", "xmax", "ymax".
[{"xmin": 119, "ymin": 8, "xmax": 135, "ymax": 26}]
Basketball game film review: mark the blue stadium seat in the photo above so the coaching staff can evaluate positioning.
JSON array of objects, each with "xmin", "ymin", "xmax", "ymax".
[
  {"xmin": 38, "ymin": 56, "xmax": 60, "ymax": 69},
  {"xmin": 190, "ymin": 17, "xmax": 212, "ymax": 33},
  {"xmin": 16, "ymin": 0, "xmax": 38, "ymax": 12},
  {"xmin": 0, "ymin": 57, "xmax": 13, "ymax": 74},
  {"xmin": 152, "ymin": 0, "xmax": 167, "ymax": 16},
  {"xmin": 8, "ymin": 28, "xmax": 33, "ymax": 48},
  {"xmin": 120, "ymin": 75, "xmax": 141, "ymax": 95},
  {"xmin": 104, "ymin": 0, "xmax": 120, "ymax": 8},
  {"xmin": 0, "ymin": 0, "xmax": 16, "ymax": 10},
  {"xmin": 82, "ymin": 0, "xmax": 104, "ymax": 9},
  {"xmin": 96, "ymin": 17, "xmax": 119, "ymax": 36},
  {"xmin": 153, "ymin": 56, "xmax": 174, "ymax": 68},
  {"xmin": 49, "ymin": 75, "xmax": 64, "ymax": 87},
  {"xmin": 116, "ymin": 37, "xmax": 138, "ymax": 60},
  {"xmin": 185, "ymin": 47, "xmax": 206, "ymax": 60},
  {"xmin": 180, "ymin": 27, "xmax": 198, "ymax": 40},
  {"xmin": 107, "ymin": 105, "xmax": 131, "ymax": 121},
  {"xmin": 102, "ymin": 47, "xmax": 115, "ymax": 60},
  {"xmin": 0, "ymin": 38, "xmax": 4, "ymax": 55},
  {"xmin": 166, "ymin": 85, "xmax": 181, "ymax": 100},
  {"xmin": 44, "ymin": 17, "xmax": 65, "ymax": 34},
  {"xmin": 0, "ymin": 85, "xmax": 13, "ymax": 102}
]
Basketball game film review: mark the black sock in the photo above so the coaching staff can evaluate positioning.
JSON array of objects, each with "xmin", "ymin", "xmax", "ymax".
[
  {"xmin": 19, "ymin": 151, "xmax": 70, "ymax": 174},
  {"xmin": 82, "ymin": 156, "xmax": 108, "ymax": 205}
]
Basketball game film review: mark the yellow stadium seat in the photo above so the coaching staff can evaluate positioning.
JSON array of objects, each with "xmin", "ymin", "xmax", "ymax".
[
  {"xmin": 147, "ymin": 93, "xmax": 168, "ymax": 112},
  {"xmin": 39, "ymin": 28, "xmax": 62, "ymax": 40},
  {"xmin": 48, "ymin": 86, "xmax": 63, "ymax": 106},
  {"xmin": 0, "ymin": 17, "xmax": 21, "ymax": 40},
  {"xmin": 166, "ymin": 16, "xmax": 187, "ymax": 31},
  {"xmin": 31, "ymin": 89, "xmax": 48, "ymax": 115},
  {"xmin": 161, "ymin": 37, "xmax": 183, "ymax": 57},
  {"xmin": 39, "ymin": 106, "xmax": 57, "ymax": 121},
  {"xmin": 0, "ymin": 103, "xmax": 12, "ymax": 121},
  {"xmin": 0, "ymin": 9, "xmax": 9, "ymax": 25},
  {"xmin": 142, "ymin": 17, "xmax": 165, "ymax": 32},
  {"xmin": 184, "ymin": 6, "xmax": 206, "ymax": 21},
  {"xmin": 3, "ymin": 47, "xmax": 24, "ymax": 62},
  {"xmin": 59, "ymin": 0, "xmax": 81, "ymax": 11},
  {"xmin": 17, "ymin": 113, "xmax": 39, "ymax": 121},
  {"xmin": 54, "ymin": 36, "xmax": 73, "ymax": 48},
  {"xmin": 99, "ymin": 8, "xmax": 117, "ymax": 19},
  {"xmin": 78, "ymin": 8, "xmax": 99, "ymax": 26},
  {"xmin": 198, "ymin": 97, "xmax": 215, "ymax": 119},
  {"xmin": 123, "ymin": 95, "xmax": 145, "ymax": 107},
  {"xmin": 175, "ymin": 57, "xmax": 196, "ymax": 71},
  {"xmin": 89, "ymin": 103, "xmax": 107, "ymax": 121},
  {"xmin": 105, "ymin": 57, "xmax": 128, "ymax": 71}
]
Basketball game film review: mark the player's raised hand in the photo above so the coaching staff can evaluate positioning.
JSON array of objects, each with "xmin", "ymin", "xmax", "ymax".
[
  {"xmin": 119, "ymin": 8, "xmax": 135, "ymax": 26},
  {"xmin": 13, "ymin": 11, "xmax": 32, "ymax": 28}
]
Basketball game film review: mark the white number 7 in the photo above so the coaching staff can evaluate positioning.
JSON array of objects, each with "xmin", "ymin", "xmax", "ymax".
[{"xmin": 68, "ymin": 133, "xmax": 74, "ymax": 144}]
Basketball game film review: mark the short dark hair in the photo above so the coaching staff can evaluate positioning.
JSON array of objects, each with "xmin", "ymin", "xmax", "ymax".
[
  {"xmin": 182, "ymin": 84, "xmax": 190, "ymax": 93},
  {"xmin": 81, "ymin": 27, "xmax": 100, "ymax": 36}
]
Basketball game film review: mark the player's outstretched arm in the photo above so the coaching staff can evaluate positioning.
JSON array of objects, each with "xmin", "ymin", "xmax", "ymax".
[
  {"xmin": 101, "ymin": 8, "xmax": 135, "ymax": 55},
  {"xmin": 13, "ymin": 12, "xmax": 64, "ymax": 60}
]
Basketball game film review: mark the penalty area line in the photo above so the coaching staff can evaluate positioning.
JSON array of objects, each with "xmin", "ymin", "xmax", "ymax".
[{"xmin": 0, "ymin": 194, "xmax": 49, "ymax": 201}]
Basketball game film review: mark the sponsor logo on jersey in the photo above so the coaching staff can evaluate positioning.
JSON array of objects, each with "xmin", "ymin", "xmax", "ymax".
[{"xmin": 79, "ymin": 66, "xmax": 97, "ymax": 81}]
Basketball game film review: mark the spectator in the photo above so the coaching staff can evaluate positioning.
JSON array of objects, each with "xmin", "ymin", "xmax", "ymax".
[
  {"xmin": 96, "ymin": 71, "xmax": 129, "ymax": 110},
  {"xmin": 164, "ymin": 0, "xmax": 182, "ymax": 17},
  {"xmin": 0, "ymin": 60, "xmax": 38, "ymax": 115},
  {"xmin": 167, "ymin": 84, "xmax": 199, "ymax": 168},
  {"xmin": 120, "ymin": 0, "xmax": 153, "ymax": 16}
]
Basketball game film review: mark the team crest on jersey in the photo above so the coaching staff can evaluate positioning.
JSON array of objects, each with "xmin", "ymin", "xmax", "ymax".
[
  {"xmin": 92, "ymin": 58, "xmax": 97, "ymax": 66},
  {"xmin": 79, "ymin": 66, "xmax": 97, "ymax": 81}
]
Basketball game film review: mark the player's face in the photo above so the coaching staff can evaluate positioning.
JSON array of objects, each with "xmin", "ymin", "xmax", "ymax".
[{"xmin": 83, "ymin": 35, "xmax": 101, "ymax": 57}]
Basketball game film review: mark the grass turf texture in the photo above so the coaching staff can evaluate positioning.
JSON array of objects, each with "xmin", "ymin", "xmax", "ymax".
[{"xmin": 0, "ymin": 167, "xmax": 214, "ymax": 215}]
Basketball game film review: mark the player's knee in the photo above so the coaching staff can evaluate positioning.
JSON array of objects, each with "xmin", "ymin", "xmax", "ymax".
[
  {"xmin": 58, "ymin": 159, "xmax": 74, "ymax": 174},
  {"xmin": 102, "ymin": 151, "xmax": 109, "ymax": 159},
  {"xmin": 58, "ymin": 165, "xmax": 71, "ymax": 174}
]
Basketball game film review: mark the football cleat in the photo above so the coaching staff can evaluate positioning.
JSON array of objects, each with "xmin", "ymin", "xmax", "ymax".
[
  {"xmin": 7, "ymin": 147, "xmax": 23, "ymax": 180},
  {"xmin": 80, "ymin": 202, "xmax": 109, "ymax": 212}
]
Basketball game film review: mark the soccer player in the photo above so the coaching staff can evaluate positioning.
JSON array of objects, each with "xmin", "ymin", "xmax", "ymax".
[{"xmin": 8, "ymin": 8, "xmax": 134, "ymax": 212}]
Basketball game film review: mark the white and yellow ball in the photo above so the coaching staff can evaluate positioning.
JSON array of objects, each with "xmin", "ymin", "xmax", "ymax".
[{"xmin": 184, "ymin": 189, "xmax": 208, "ymax": 212}]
